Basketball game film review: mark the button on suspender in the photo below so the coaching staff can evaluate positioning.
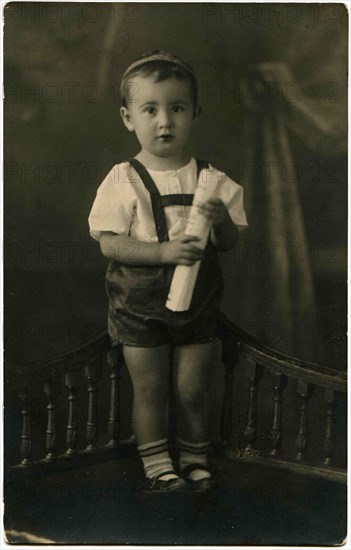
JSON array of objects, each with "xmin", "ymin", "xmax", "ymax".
[{"xmin": 128, "ymin": 158, "xmax": 209, "ymax": 243}]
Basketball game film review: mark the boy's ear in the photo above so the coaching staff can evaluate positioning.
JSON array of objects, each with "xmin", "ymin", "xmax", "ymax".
[
  {"xmin": 192, "ymin": 104, "xmax": 202, "ymax": 121},
  {"xmin": 120, "ymin": 106, "xmax": 135, "ymax": 132}
]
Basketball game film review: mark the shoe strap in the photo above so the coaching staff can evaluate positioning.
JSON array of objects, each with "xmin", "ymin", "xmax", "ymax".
[{"xmin": 155, "ymin": 470, "xmax": 177, "ymax": 480}]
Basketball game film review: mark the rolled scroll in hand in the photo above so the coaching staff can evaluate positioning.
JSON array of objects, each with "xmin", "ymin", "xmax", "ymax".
[{"xmin": 166, "ymin": 171, "xmax": 222, "ymax": 312}]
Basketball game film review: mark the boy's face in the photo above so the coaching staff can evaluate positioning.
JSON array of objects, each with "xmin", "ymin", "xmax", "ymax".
[{"xmin": 120, "ymin": 74, "xmax": 199, "ymax": 160}]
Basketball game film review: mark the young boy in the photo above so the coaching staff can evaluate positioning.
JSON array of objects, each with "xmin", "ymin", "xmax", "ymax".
[{"xmin": 89, "ymin": 51, "xmax": 247, "ymax": 491}]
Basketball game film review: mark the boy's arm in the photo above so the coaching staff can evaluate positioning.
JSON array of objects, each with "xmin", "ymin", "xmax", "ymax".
[
  {"xmin": 198, "ymin": 199, "xmax": 239, "ymax": 251},
  {"xmin": 99, "ymin": 232, "xmax": 202, "ymax": 266},
  {"xmin": 211, "ymin": 211, "xmax": 239, "ymax": 251}
]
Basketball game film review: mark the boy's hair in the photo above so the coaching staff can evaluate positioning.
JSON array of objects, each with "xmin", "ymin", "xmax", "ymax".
[{"xmin": 120, "ymin": 50, "xmax": 198, "ymax": 107}]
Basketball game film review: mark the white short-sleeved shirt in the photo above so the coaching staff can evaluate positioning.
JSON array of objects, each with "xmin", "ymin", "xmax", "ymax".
[{"xmin": 88, "ymin": 158, "xmax": 248, "ymax": 242}]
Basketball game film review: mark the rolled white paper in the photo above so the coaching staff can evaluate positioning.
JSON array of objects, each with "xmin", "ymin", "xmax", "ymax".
[{"xmin": 166, "ymin": 170, "xmax": 222, "ymax": 312}]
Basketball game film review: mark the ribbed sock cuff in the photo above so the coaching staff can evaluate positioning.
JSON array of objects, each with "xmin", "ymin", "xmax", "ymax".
[
  {"xmin": 177, "ymin": 437, "xmax": 210, "ymax": 468},
  {"xmin": 177, "ymin": 438, "xmax": 211, "ymax": 481},
  {"xmin": 138, "ymin": 439, "xmax": 176, "ymax": 479},
  {"xmin": 138, "ymin": 438, "xmax": 168, "ymax": 458}
]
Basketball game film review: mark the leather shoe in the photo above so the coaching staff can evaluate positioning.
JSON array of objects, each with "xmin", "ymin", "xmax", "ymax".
[
  {"xmin": 182, "ymin": 464, "xmax": 218, "ymax": 492},
  {"xmin": 141, "ymin": 472, "xmax": 188, "ymax": 493}
]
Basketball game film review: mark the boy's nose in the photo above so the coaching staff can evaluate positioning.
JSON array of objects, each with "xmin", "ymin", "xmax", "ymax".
[{"xmin": 158, "ymin": 110, "xmax": 173, "ymax": 128}]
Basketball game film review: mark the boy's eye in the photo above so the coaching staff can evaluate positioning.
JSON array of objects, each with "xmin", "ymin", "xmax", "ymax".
[
  {"xmin": 172, "ymin": 105, "xmax": 184, "ymax": 112},
  {"xmin": 144, "ymin": 107, "xmax": 156, "ymax": 114}
]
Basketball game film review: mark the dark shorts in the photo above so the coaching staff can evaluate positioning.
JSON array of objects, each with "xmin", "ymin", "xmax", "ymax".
[
  {"xmin": 106, "ymin": 246, "xmax": 223, "ymax": 349},
  {"xmin": 108, "ymin": 304, "xmax": 219, "ymax": 348}
]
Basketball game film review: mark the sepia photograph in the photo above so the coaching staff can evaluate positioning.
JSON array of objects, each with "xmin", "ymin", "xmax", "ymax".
[{"xmin": 3, "ymin": 1, "xmax": 348, "ymax": 546}]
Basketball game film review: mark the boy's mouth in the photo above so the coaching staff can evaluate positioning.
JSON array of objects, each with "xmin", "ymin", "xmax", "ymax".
[{"xmin": 157, "ymin": 134, "xmax": 174, "ymax": 141}]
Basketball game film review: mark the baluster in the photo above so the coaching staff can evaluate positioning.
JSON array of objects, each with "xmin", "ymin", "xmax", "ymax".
[
  {"xmin": 244, "ymin": 362, "xmax": 264, "ymax": 451},
  {"xmin": 220, "ymin": 337, "xmax": 241, "ymax": 455},
  {"xmin": 220, "ymin": 360, "xmax": 235, "ymax": 447},
  {"xmin": 106, "ymin": 347, "xmax": 123, "ymax": 447},
  {"xmin": 322, "ymin": 389, "xmax": 335, "ymax": 466},
  {"xmin": 295, "ymin": 381, "xmax": 313, "ymax": 461},
  {"xmin": 85, "ymin": 360, "xmax": 101, "ymax": 452},
  {"xmin": 19, "ymin": 389, "xmax": 31, "ymax": 466},
  {"xmin": 65, "ymin": 372, "xmax": 78, "ymax": 456},
  {"xmin": 44, "ymin": 380, "xmax": 56, "ymax": 461},
  {"xmin": 270, "ymin": 372, "xmax": 288, "ymax": 456}
]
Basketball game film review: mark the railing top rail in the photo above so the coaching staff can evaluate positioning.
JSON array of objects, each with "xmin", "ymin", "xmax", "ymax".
[
  {"xmin": 217, "ymin": 314, "xmax": 347, "ymax": 392},
  {"xmin": 6, "ymin": 331, "xmax": 111, "ymax": 389},
  {"xmin": 6, "ymin": 314, "xmax": 346, "ymax": 392}
]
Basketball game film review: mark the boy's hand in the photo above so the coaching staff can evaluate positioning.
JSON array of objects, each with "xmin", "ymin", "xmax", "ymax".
[
  {"xmin": 160, "ymin": 235, "xmax": 202, "ymax": 266},
  {"xmin": 198, "ymin": 198, "xmax": 227, "ymax": 226}
]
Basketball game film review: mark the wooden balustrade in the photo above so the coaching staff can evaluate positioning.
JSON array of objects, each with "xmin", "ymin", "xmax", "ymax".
[
  {"xmin": 295, "ymin": 381, "xmax": 313, "ymax": 462},
  {"xmin": 216, "ymin": 313, "xmax": 347, "ymax": 481},
  {"xmin": 85, "ymin": 361, "xmax": 100, "ymax": 453},
  {"xmin": 44, "ymin": 380, "xmax": 56, "ymax": 461},
  {"xmin": 65, "ymin": 372, "xmax": 78, "ymax": 456},
  {"xmin": 270, "ymin": 372, "xmax": 288, "ymax": 457},
  {"xmin": 323, "ymin": 389, "xmax": 335, "ymax": 466},
  {"xmin": 6, "ymin": 332, "xmax": 131, "ymax": 476},
  {"xmin": 244, "ymin": 361, "xmax": 264, "ymax": 451},
  {"xmin": 106, "ymin": 348, "xmax": 123, "ymax": 447},
  {"xmin": 6, "ymin": 314, "xmax": 347, "ymax": 484},
  {"xmin": 19, "ymin": 389, "xmax": 31, "ymax": 466}
]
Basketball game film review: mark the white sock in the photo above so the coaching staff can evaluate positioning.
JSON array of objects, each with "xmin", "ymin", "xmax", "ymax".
[
  {"xmin": 138, "ymin": 438, "xmax": 178, "ymax": 481},
  {"xmin": 178, "ymin": 438, "xmax": 211, "ymax": 481}
]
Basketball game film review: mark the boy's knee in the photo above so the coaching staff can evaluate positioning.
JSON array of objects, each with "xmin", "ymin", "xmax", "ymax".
[
  {"xmin": 135, "ymin": 381, "xmax": 169, "ymax": 405},
  {"xmin": 177, "ymin": 387, "xmax": 204, "ymax": 408}
]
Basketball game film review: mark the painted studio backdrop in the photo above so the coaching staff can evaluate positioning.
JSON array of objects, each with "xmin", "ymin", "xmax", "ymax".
[
  {"xmin": 5, "ymin": 2, "xmax": 347, "ymax": 374},
  {"xmin": 3, "ymin": 3, "xmax": 348, "ymax": 545}
]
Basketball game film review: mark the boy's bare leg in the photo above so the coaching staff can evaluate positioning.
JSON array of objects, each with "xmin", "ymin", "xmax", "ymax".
[
  {"xmin": 123, "ymin": 343, "xmax": 185, "ymax": 483},
  {"xmin": 123, "ymin": 344, "xmax": 171, "ymax": 445},
  {"xmin": 172, "ymin": 341, "xmax": 216, "ymax": 481},
  {"xmin": 173, "ymin": 341, "xmax": 216, "ymax": 442}
]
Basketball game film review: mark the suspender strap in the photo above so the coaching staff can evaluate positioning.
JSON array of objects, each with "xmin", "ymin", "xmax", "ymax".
[
  {"xmin": 159, "ymin": 194, "xmax": 194, "ymax": 208},
  {"xmin": 160, "ymin": 157, "xmax": 210, "ymax": 207},
  {"xmin": 129, "ymin": 158, "xmax": 170, "ymax": 242},
  {"xmin": 128, "ymin": 158, "xmax": 210, "ymax": 243}
]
